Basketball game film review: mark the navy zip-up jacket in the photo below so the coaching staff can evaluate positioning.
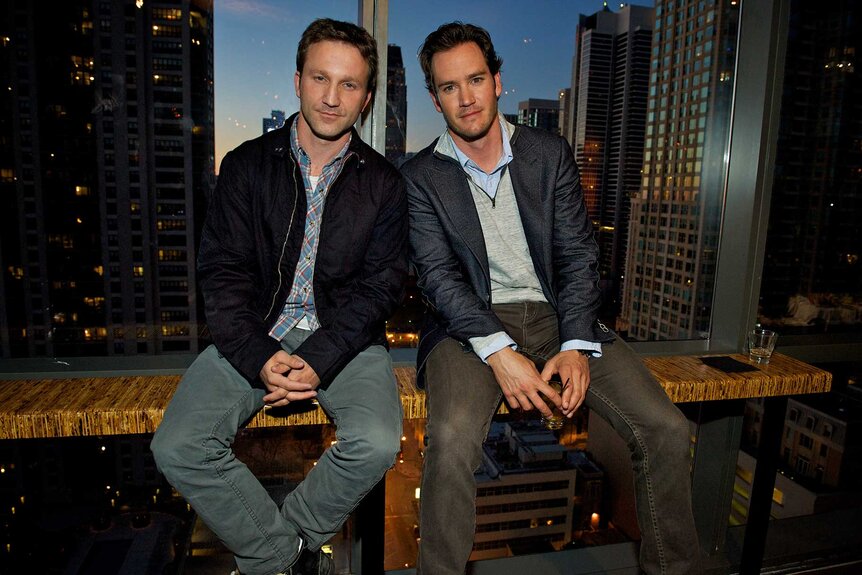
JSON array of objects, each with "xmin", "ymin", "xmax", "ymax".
[{"xmin": 198, "ymin": 113, "xmax": 408, "ymax": 389}]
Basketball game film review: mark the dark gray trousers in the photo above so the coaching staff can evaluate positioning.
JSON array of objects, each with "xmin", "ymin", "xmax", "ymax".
[{"xmin": 417, "ymin": 302, "xmax": 700, "ymax": 575}]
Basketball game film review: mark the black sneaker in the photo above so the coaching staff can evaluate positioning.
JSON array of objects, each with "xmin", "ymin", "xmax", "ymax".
[{"xmin": 286, "ymin": 548, "xmax": 333, "ymax": 575}]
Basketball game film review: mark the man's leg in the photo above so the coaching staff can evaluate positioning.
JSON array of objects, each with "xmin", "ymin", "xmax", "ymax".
[
  {"xmin": 586, "ymin": 338, "xmax": 701, "ymax": 575},
  {"xmin": 499, "ymin": 302, "xmax": 699, "ymax": 574},
  {"xmin": 151, "ymin": 345, "xmax": 302, "ymax": 575},
  {"xmin": 281, "ymin": 342, "xmax": 403, "ymax": 550},
  {"xmin": 418, "ymin": 338, "xmax": 502, "ymax": 575}
]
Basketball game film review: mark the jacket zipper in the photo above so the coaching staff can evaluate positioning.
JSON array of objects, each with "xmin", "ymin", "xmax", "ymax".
[
  {"xmin": 264, "ymin": 159, "xmax": 299, "ymax": 321},
  {"xmin": 264, "ymin": 151, "xmax": 356, "ymax": 322}
]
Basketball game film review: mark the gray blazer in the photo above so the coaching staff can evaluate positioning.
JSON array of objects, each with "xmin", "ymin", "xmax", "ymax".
[{"xmin": 401, "ymin": 124, "xmax": 614, "ymax": 384}]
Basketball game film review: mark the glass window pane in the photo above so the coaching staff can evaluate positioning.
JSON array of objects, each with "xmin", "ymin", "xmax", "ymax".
[
  {"xmin": 758, "ymin": 0, "xmax": 862, "ymax": 340},
  {"xmin": 731, "ymin": 0, "xmax": 862, "ymax": 566},
  {"xmin": 390, "ymin": 0, "xmax": 739, "ymax": 345},
  {"xmin": 0, "ymin": 2, "xmax": 356, "ymax": 360}
]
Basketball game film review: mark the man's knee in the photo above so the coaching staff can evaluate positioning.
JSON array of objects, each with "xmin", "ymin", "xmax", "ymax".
[
  {"xmin": 150, "ymin": 424, "xmax": 190, "ymax": 477},
  {"xmin": 343, "ymin": 420, "xmax": 402, "ymax": 473},
  {"xmin": 426, "ymin": 415, "xmax": 486, "ymax": 470},
  {"xmin": 665, "ymin": 406, "xmax": 693, "ymax": 453}
]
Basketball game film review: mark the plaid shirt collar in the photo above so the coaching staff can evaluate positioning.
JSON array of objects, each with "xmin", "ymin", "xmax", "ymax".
[{"xmin": 289, "ymin": 115, "xmax": 353, "ymax": 191}]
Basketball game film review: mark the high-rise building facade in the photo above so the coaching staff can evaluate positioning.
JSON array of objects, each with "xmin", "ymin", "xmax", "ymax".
[
  {"xmin": 0, "ymin": 0, "xmax": 215, "ymax": 357},
  {"xmin": 569, "ymin": 4, "xmax": 653, "ymax": 320},
  {"xmin": 385, "ymin": 44, "xmax": 407, "ymax": 166},
  {"xmin": 516, "ymin": 98, "xmax": 560, "ymax": 135},
  {"xmin": 735, "ymin": 386, "xmax": 862, "ymax": 522},
  {"xmin": 619, "ymin": 0, "xmax": 738, "ymax": 340},
  {"xmin": 557, "ymin": 88, "xmax": 571, "ymax": 143}
]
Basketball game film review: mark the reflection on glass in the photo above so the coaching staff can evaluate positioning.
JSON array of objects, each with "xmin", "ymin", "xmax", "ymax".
[
  {"xmin": 730, "ymin": 2, "xmax": 862, "ymax": 547},
  {"xmin": 759, "ymin": 0, "xmax": 861, "ymax": 337}
]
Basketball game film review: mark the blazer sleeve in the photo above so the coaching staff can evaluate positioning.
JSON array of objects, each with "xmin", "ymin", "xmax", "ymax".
[
  {"xmin": 549, "ymin": 137, "xmax": 607, "ymax": 343},
  {"xmin": 404, "ymin": 168, "xmax": 506, "ymax": 343}
]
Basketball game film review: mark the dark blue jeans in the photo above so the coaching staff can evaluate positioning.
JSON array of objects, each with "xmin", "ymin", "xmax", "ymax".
[
  {"xmin": 418, "ymin": 302, "xmax": 700, "ymax": 575},
  {"xmin": 151, "ymin": 330, "xmax": 402, "ymax": 575}
]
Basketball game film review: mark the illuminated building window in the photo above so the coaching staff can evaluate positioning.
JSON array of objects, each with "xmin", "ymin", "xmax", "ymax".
[
  {"xmin": 83, "ymin": 296, "xmax": 105, "ymax": 308},
  {"xmin": 772, "ymin": 488, "xmax": 784, "ymax": 506},
  {"xmin": 152, "ymin": 8, "xmax": 182, "ymax": 20},
  {"xmin": 161, "ymin": 325, "xmax": 189, "ymax": 337},
  {"xmin": 158, "ymin": 249, "xmax": 186, "ymax": 262}
]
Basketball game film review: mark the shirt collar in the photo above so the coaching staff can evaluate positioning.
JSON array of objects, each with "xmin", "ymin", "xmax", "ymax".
[
  {"xmin": 289, "ymin": 115, "xmax": 352, "ymax": 168},
  {"xmin": 435, "ymin": 114, "xmax": 514, "ymax": 173}
]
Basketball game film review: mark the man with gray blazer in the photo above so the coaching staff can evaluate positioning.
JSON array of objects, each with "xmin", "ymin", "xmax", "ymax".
[{"xmin": 401, "ymin": 22, "xmax": 700, "ymax": 575}]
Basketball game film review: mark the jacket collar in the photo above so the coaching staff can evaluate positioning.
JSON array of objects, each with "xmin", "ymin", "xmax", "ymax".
[
  {"xmin": 433, "ymin": 114, "xmax": 517, "ymax": 164},
  {"xmin": 269, "ymin": 112, "xmax": 369, "ymax": 167}
]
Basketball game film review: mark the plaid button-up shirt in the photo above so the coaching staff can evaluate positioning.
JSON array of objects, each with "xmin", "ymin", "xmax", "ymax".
[{"xmin": 268, "ymin": 117, "xmax": 353, "ymax": 340}]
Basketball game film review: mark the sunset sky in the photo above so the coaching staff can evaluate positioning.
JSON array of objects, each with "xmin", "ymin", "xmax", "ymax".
[{"xmin": 213, "ymin": 0, "xmax": 651, "ymax": 169}]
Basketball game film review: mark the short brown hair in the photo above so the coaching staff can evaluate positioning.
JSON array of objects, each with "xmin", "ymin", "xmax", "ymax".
[
  {"xmin": 418, "ymin": 22, "xmax": 503, "ymax": 93},
  {"xmin": 296, "ymin": 18, "xmax": 378, "ymax": 96}
]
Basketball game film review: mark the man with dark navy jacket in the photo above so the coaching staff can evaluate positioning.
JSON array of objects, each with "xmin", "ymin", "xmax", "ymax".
[
  {"xmin": 152, "ymin": 19, "xmax": 407, "ymax": 575},
  {"xmin": 401, "ymin": 22, "xmax": 700, "ymax": 575}
]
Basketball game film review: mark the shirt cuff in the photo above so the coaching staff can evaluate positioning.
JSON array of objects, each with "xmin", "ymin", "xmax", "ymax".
[
  {"xmin": 470, "ymin": 332, "xmax": 517, "ymax": 363},
  {"xmin": 561, "ymin": 339, "xmax": 603, "ymax": 358}
]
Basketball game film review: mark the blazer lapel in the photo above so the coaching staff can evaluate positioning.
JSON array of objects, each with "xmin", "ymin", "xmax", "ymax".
[{"xmin": 424, "ymin": 160, "xmax": 489, "ymax": 272}]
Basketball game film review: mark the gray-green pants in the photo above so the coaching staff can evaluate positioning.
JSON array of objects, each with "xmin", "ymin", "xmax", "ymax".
[{"xmin": 151, "ymin": 329, "xmax": 402, "ymax": 575}]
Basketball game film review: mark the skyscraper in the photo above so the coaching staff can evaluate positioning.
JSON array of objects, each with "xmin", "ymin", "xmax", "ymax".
[
  {"xmin": 557, "ymin": 88, "xmax": 571, "ymax": 143},
  {"xmin": 0, "ymin": 0, "xmax": 215, "ymax": 357},
  {"xmin": 569, "ymin": 4, "xmax": 653, "ymax": 320},
  {"xmin": 516, "ymin": 98, "xmax": 560, "ymax": 134},
  {"xmin": 619, "ymin": 0, "xmax": 739, "ymax": 340},
  {"xmin": 385, "ymin": 44, "xmax": 407, "ymax": 166}
]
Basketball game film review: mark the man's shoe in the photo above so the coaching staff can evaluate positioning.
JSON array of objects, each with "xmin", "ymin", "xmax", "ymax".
[
  {"xmin": 229, "ymin": 540, "xmax": 331, "ymax": 575},
  {"xmin": 286, "ymin": 548, "xmax": 333, "ymax": 575}
]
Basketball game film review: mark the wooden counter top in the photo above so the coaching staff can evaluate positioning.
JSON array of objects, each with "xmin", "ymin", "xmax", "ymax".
[{"xmin": 0, "ymin": 352, "xmax": 831, "ymax": 439}]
